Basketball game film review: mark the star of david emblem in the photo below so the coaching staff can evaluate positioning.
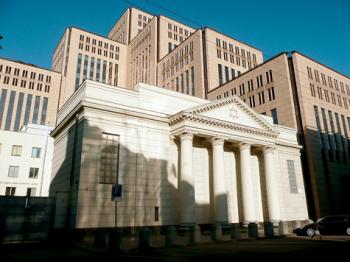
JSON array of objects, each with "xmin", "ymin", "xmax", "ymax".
[{"xmin": 229, "ymin": 107, "xmax": 238, "ymax": 119}]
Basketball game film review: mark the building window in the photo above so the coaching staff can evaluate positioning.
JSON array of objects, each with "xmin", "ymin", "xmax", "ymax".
[
  {"xmin": 271, "ymin": 108, "xmax": 278, "ymax": 124},
  {"xmin": 8, "ymin": 166, "xmax": 19, "ymax": 177},
  {"xmin": 225, "ymin": 66, "xmax": 229, "ymax": 83},
  {"xmin": 11, "ymin": 145, "xmax": 22, "ymax": 156},
  {"xmin": 40, "ymin": 97, "xmax": 48, "ymax": 125},
  {"xmin": 29, "ymin": 168, "xmax": 39, "ymax": 179},
  {"xmin": 155, "ymin": 206, "xmax": 159, "ymax": 221},
  {"xmin": 102, "ymin": 61, "xmax": 107, "ymax": 83},
  {"xmin": 23, "ymin": 94, "xmax": 32, "ymax": 125},
  {"xmin": 5, "ymin": 91, "xmax": 16, "ymax": 130},
  {"xmin": 5, "ymin": 187, "xmax": 16, "ymax": 196},
  {"xmin": 31, "ymin": 147, "xmax": 41, "ymax": 158},
  {"xmin": 186, "ymin": 70, "xmax": 189, "ymax": 94},
  {"xmin": 218, "ymin": 64, "xmax": 223, "ymax": 85},
  {"xmin": 83, "ymin": 55, "xmax": 89, "ymax": 80},
  {"xmin": 26, "ymin": 188, "xmax": 36, "ymax": 197},
  {"xmin": 14, "ymin": 92, "xmax": 24, "ymax": 131},
  {"xmin": 100, "ymin": 133, "xmax": 120, "ymax": 184},
  {"xmin": 231, "ymin": 68, "xmax": 235, "ymax": 80},
  {"xmin": 168, "ymin": 42, "xmax": 172, "ymax": 53},
  {"xmin": 314, "ymin": 106, "xmax": 323, "ymax": 147},
  {"xmin": 0, "ymin": 89, "xmax": 7, "ymax": 126},
  {"xmin": 268, "ymin": 87, "xmax": 275, "ymax": 101},
  {"xmin": 32, "ymin": 96, "xmax": 40, "ymax": 124},
  {"xmin": 287, "ymin": 160, "xmax": 298, "ymax": 193},
  {"xmin": 191, "ymin": 66, "xmax": 195, "ymax": 96},
  {"xmin": 96, "ymin": 59, "xmax": 101, "ymax": 82},
  {"xmin": 75, "ymin": 53, "xmax": 82, "ymax": 89},
  {"xmin": 90, "ymin": 57, "xmax": 95, "ymax": 80}
]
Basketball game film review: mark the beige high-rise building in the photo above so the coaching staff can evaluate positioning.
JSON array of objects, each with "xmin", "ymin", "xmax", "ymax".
[
  {"xmin": 52, "ymin": 7, "xmax": 264, "ymax": 107},
  {"xmin": 52, "ymin": 27, "xmax": 128, "ymax": 108},
  {"xmin": 157, "ymin": 28, "xmax": 263, "ymax": 98},
  {"xmin": 108, "ymin": 7, "xmax": 263, "ymax": 98},
  {"xmin": 208, "ymin": 51, "xmax": 350, "ymax": 218},
  {"xmin": 0, "ymin": 58, "xmax": 61, "ymax": 131},
  {"xmin": 108, "ymin": 7, "xmax": 154, "ymax": 44}
]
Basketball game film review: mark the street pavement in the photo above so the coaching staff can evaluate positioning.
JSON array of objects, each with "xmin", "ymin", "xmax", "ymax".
[{"xmin": 1, "ymin": 235, "xmax": 350, "ymax": 261}]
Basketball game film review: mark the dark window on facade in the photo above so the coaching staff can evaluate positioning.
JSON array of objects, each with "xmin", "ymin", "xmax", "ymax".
[
  {"xmin": 32, "ymin": 96, "xmax": 40, "ymax": 124},
  {"xmin": 5, "ymin": 91, "xmax": 16, "ymax": 130},
  {"xmin": 23, "ymin": 94, "xmax": 32, "ymax": 125},
  {"xmin": 100, "ymin": 133, "xmax": 120, "ymax": 184},
  {"xmin": 218, "ymin": 64, "xmax": 223, "ymax": 85},
  {"xmin": 14, "ymin": 92, "xmax": 24, "ymax": 131},
  {"xmin": 271, "ymin": 108, "xmax": 278, "ymax": 124},
  {"xmin": 0, "ymin": 89, "xmax": 8, "ymax": 127},
  {"xmin": 40, "ymin": 97, "xmax": 48, "ymax": 125}
]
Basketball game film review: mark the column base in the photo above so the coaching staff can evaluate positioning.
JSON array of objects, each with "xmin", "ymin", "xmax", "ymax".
[
  {"xmin": 248, "ymin": 222, "xmax": 258, "ymax": 239},
  {"xmin": 264, "ymin": 222, "xmax": 275, "ymax": 238}
]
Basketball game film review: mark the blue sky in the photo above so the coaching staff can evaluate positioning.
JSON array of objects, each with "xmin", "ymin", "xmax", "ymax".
[{"xmin": 1, "ymin": 0, "xmax": 349, "ymax": 76}]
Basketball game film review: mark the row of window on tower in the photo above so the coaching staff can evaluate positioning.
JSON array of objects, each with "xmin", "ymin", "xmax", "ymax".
[
  {"xmin": 75, "ymin": 53, "xmax": 119, "ymax": 89},
  {"xmin": 307, "ymin": 66, "xmax": 350, "ymax": 96},
  {"xmin": 0, "ymin": 89, "xmax": 48, "ymax": 131},
  {"xmin": 314, "ymin": 105, "xmax": 350, "ymax": 164},
  {"xmin": 310, "ymin": 83, "xmax": 350, "ymax": 110}
]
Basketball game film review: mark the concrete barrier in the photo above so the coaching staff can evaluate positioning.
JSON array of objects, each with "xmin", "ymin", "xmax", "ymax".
[
  {"xmin": 94, "ymin": 229, "xmax": 108, "ymax": 248},
  {"xmin": 230, "ymin": 223, "xmax": 241, "ymax": 240},
  {"xmin": 264, "ymin": 222, "xmax": 274, "ymax": 238},
  {"xmin": 139, "ymin": 227, "xmax": 151, "ymax": 250},
  {"xmin": 108, "ymin": 228, "xmax": 123, "ymax": 251},
  {"xmin": 211, "ymin": 224, "xmax": 222, "ymax": 241},
  {"xmin": 189, "ymin": 225, "xmax": 201, "ymax": 244},
  {"xmin": 248, "ymin": 223, "xmax": 258, "ymax": 239},
  {"xmin": 165, "ymin": 226, "xmax": 177, "ymax": 247},
  {"xmin": 279, "ymin": 221, "xmax": 289, "ymax": 235}
]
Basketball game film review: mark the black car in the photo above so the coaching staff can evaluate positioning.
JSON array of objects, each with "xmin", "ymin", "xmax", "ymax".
[{"xmin": 293, "ymin": 215, "xmax": 350, "ymax": 236}]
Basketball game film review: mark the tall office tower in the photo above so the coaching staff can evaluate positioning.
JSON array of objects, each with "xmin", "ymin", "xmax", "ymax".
[
  {"xmin": 108, "ymin": 7, "xmax": 154, "ymax": 44},
  {"xmin": 208, "ymin": 51, "xmax": 350, "ymax": 218},
  {"xmin": 107, "ymin": 8, "xmax": 263, "ymax": 98},
  {"xmin": 157, "ymin": 28, "xmax": 263, "ymax": 98},
  {"xmin": 108, "ymin": 8, "xmax": 196, "ymax": 89},
  {"xmin": 52, "ymin": 27, "xmax": 128, "ymax": 108},
  {"xmin": 0, "ymin": 58, "xmax": 61, "ymax": 131}
]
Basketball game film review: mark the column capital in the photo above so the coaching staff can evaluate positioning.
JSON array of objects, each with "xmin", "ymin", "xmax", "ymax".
[
  {"xmin": 239, "ymin": 142, "xmax": 251, "ymax": 151},
  {"xmin": 263, "ymin": 146, "xmax": 276, "ymax": 154},
  {"xmin": 179, "ymin": 132, "xmax": 193, "ymax": 141},
  {"xmin": 211, "ymin": 137, "xmax": 225, "ymax": 146}
]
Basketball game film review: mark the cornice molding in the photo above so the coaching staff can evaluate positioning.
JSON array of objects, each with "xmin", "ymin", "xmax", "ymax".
[
  {"xmin": 183, "ymin": 96, "xmax": 277, "ymax": 133},
  {"xmin": 169, "ymin": 112, "xmax": 278, "ymax": 139}
]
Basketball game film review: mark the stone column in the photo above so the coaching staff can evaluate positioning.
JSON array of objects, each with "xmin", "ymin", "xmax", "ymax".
[
  {"xmin": 179, "ymin": 133, "xmax": 195, "ymax": 225},
  {"xmin": 239, "ymin": 143, "xmax": 255, "ymax": 223},
  {"xmin": 211, "ymin": 138, "xmax": 228, "ymax": 224},
  {"xmin": 263, "ymin": 147, "xmax": 280, "ymax": 222}
]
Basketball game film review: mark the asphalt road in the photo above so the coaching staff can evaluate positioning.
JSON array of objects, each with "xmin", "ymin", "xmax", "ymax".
[{"xmin": 2, "ymin": 236, "xmax": 350, "ymax": 261}]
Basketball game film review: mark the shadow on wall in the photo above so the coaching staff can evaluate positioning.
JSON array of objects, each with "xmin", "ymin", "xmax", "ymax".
[
  {"xmin": 49, "ymin": 117, "xmax": 293, "ymax": 231},
  {"xmin": 303, "ymin": 127, "xmax": 350, "ymax": 218},
  {"xmin": 49, "ymin": 119, "xmax": 218, "ymax": 231}
]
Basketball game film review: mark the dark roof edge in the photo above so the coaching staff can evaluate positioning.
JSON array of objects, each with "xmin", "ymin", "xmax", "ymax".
[
  {"xmin": 291, "ymin": 51, "xmax": 350, "ymax": 80},
  {"xmin": 69, "ymin": 26, "xmax": 127, "ymax": 46},
  {"xmin": 204, "ymin": 27, "xmax": 263, "ymax": 53},
  {"xmin": 0, "ymin": 56, "xmax": 61, "ymax": 74}
]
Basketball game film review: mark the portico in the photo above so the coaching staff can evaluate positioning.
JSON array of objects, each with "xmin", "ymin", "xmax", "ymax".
[{"xmin": 170, "ymin": 97, "xmax": 283, "ymax": 226}]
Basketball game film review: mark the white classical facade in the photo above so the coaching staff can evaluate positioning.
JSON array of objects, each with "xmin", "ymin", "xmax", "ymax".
[
  {"xmin": 0, "ymin": 124, "xmax": 54, "ymax": 197},
  {"xmin": 50, "ymin": 80, "xmax": 308, "ymax": 229}
]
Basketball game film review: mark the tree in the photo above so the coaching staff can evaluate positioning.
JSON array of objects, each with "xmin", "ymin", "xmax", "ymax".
[{"xmin": 0, "ymin": 35, "xmax": 3, "ymax": 49}]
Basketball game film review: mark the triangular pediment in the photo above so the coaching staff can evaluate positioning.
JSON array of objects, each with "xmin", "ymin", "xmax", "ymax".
[{"xmin": 184, "ymin": 96, "xmax": 277, "ymax": 132}]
